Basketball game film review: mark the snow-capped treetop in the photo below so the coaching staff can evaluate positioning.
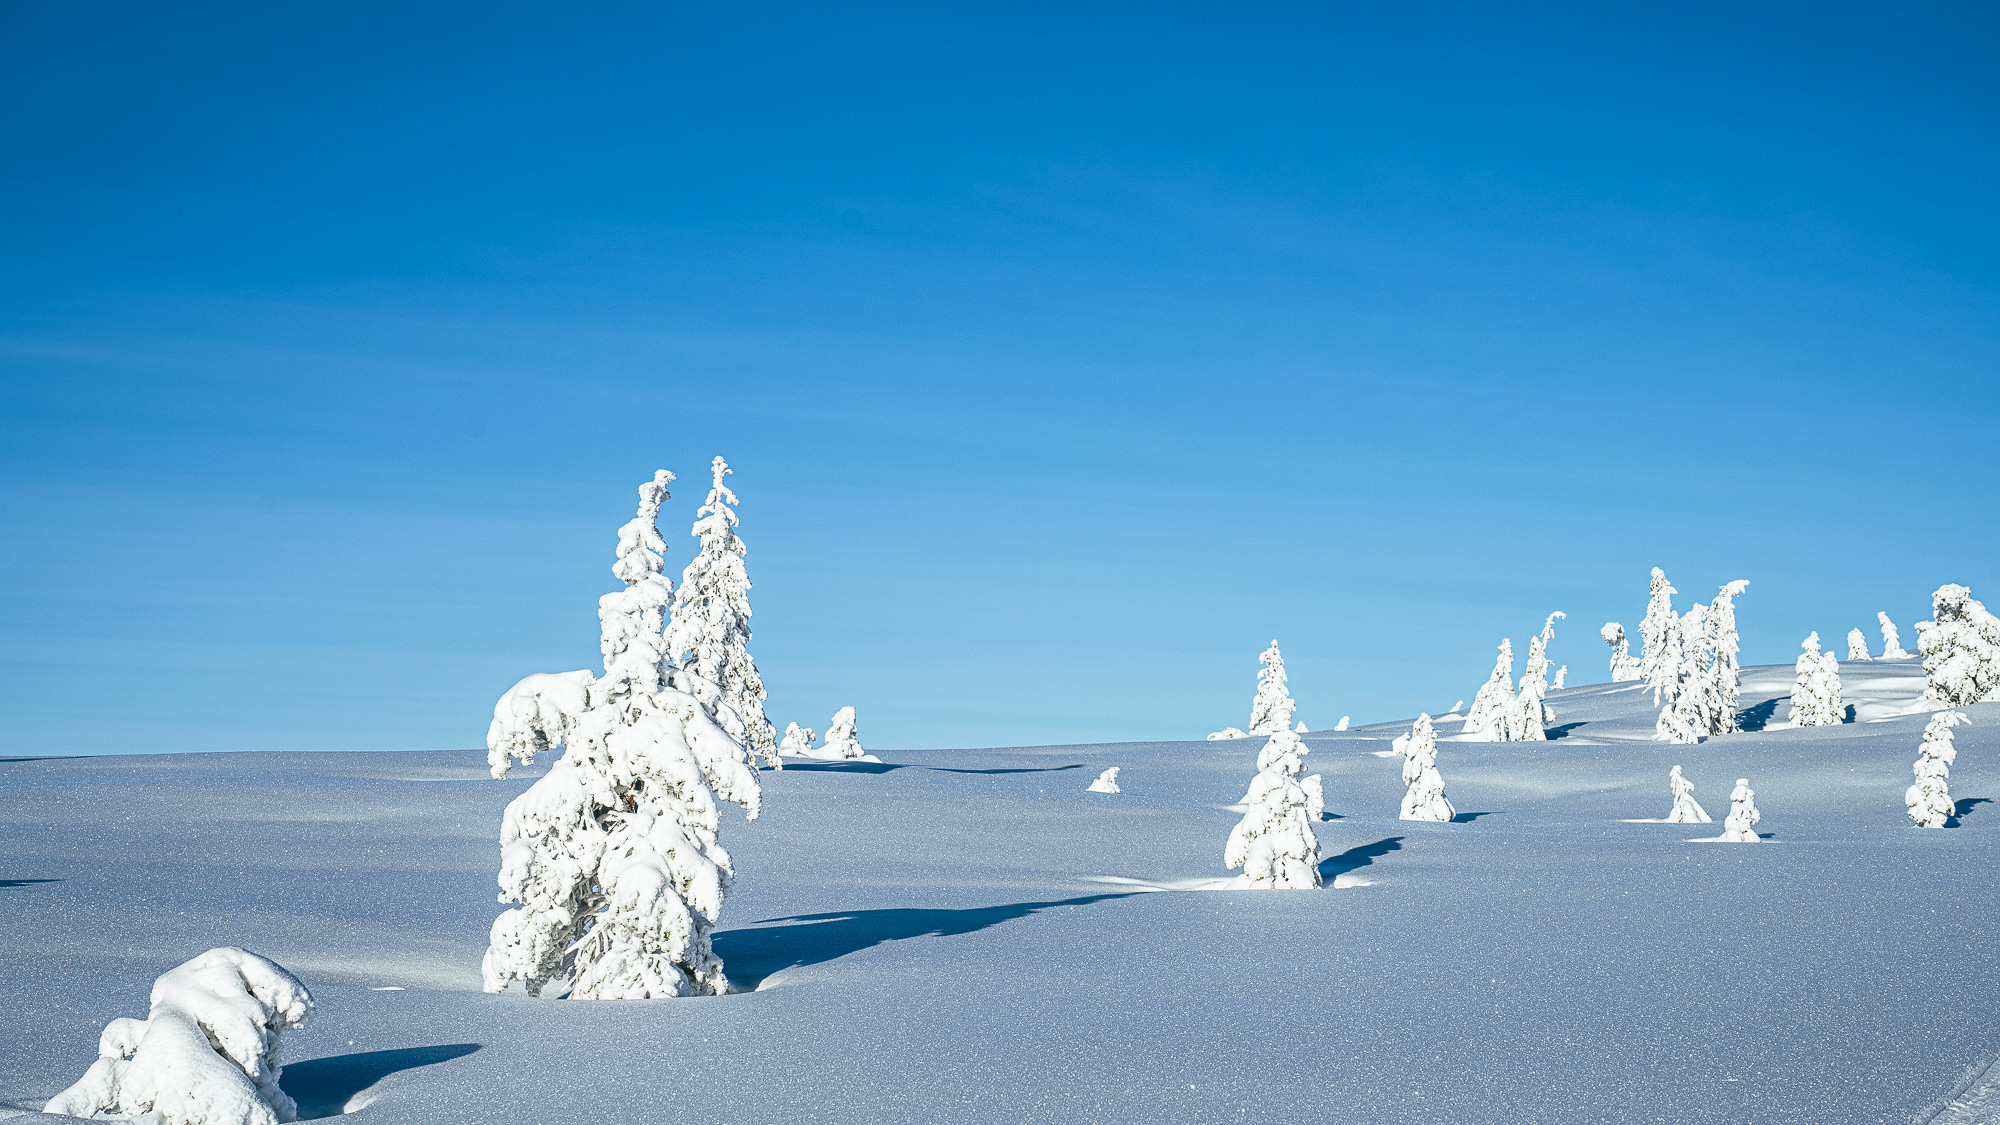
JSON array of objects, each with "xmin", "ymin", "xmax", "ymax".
[
  {"xmin": 44, "ymin": 947, "xmax": 314, "ymax": 1125},
  {"xmin": 600, "ymin": 469, "xmax": 677, "ymax": 700},
  {"xmin": 1847, "ymin": 628, "xmax": 1872, "ymax": 661},
  {"xmin": 1248, "ymin": 641, "xmax": 1296, "ymax": 735},
  {"xmin": 1879, "ymin": 611, "xmax": 1911, "ymax": 660},
  {"xmin": 1602, "ymin": 621, "xmax": 1642, "ymax": 682},
  {"xmin": 1918, "ymin": 583, "xmax": 2000, "ymax": 707},
  {"xmin": 1638, "ymin": 568, "xmax": 1682, "ymax": 701}
]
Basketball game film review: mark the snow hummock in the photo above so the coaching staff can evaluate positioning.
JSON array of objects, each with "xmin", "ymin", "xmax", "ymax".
[
  {"xmin": 1224, "ymin": 727, "xmax": 1322, "ymax": 889},
  {"xmin": 1207, "ymin": 727, "xmax": 1249, "ymax": 741},
  {"xmin": 1397, "ymin": 714, "xmax": 1454, "ymax": 823},
  {"xmin": 1333, "ymin": 716, "xmax": 1349, "ymax": 732},
  {"xmin": 1088, "ymin": 767, "xmax": 1121, "ymax": 794},
  {"xmin": 1907, "ymin": 710, "xmax": 1968, "ymax": 829},
  {"xmin": 44, "ymin": 947, "xmax": 312, "ymax": 1125}
]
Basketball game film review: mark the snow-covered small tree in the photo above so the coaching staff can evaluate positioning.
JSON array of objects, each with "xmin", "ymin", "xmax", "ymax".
[
  {"xmin": 1789, "ymin": 632, "xmax": 1843, "ymax": 727},
  {"xmin": 1704, "ymin": 580, "xmax": 1750, "ymax": 735},
  {"xmin": 1846, "ymin": 628, "xmax": 1872, "ymax": 661},
  {"xmin": 1508, "ymin": 612, "xmax": 1563, "ymax": 741},
  {"xmin": 1656, "ymin": 602, "xmax": 1709, "ymax": 745},
  {"xmin": 1637, "ymin": 568, "xmax": 1683, "ymax": 696},
  {"xmin": 778, "ymin": 722, "xmax": 817, "ymax": 757},
  {"xmin": 1665, "ymin": 764, "xmax": 1711, "ymax": 824},
  {"xmin": 1917, "ymin": 584, "xmax": 2000, "ymax": 707},
  {"xmin": 1397, "ymin": 713, "xmax": 1454, "ymax": 823},
  {"xmin": 1208, "ymin": 727, "xmax": 1248, "ymax": 740},
  {"xmin": 663, "ymin": 456, "xmax": 780, "ymax": 770},
  {"xmin": 1879, "ymin": 611, "xmax": 1911, "ymax": 660},
  {"xmin": 483, "ymin": 469, "xmax": 763, "ymax": 1001},
  {"xmin": 1602, "ymin": 622, "xmax": 1642, "ymax": 682},
  {"xmin": 1464, "ymin": 639, "xmax": 1515, "ymax": 741},
  {"xmin": 1719, "ymin": 778, "xmax": 1762, "ymax": 842},
  {"xmin": 1248, "ymin": 641, "xmax": 1296, "ymax": 735},
  {"xmin": 1224, "ymin": 727, "xmax": 1322, "ymax": 888},
  {"xmin": 1552, "ymin": 665, "xmax": 1566, "ymax": 690},
  {"xmin": 45, "ymin": 947, "xmax": 313, "ymax": 1125},
  {"xmin": 1333, "ymin": 716, "xmax": 1349, "ymax": 731},
  {"xmin": 1088, "ymin": 767, "xmax": 1121, "ymax": 793},
  {"xmin": 1907, "ymin": 710, "xmax": 1968, "ymax": 829},
  {"xmin": 822, "ymin": 706, "xmax": 866, "ymax": 759}
]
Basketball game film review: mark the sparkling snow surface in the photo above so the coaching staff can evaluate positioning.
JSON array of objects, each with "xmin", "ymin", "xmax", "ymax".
[{"xmin": 3, "ymin": 661, "xmax": 1996, "ymax": 1124}]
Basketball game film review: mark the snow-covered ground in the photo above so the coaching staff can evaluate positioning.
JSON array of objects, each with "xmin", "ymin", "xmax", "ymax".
[{"xmin": 3, "ymin": 659, "xmax": 1996, "ymax": 1123}]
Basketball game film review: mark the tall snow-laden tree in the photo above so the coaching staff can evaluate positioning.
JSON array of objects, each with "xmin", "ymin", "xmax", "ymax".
[
  {"xmin": 1879, "ymin": 612, "xmax": 1911, "ymax": 660},
  {"xmin": 1601, "ymin": 622, "xmax": 1642, "ymax": 682},
  {"xmin": 1510, "ymin": 612, "xmax": 1563, "ymax": 741},
  {"xmin": 1248, "ymin": 641, "xmax": 1296, "ymax": 735},
  {"xmin": 1917, "ymin": 584, "xmax": 2000, "ymax": 708},
  {"xmin": 1665, "ymin": 765, "xmax": 1711, "ymax": 824},
  {"xmin": 1637, "ymin": 568, "xmax": 1683, "ymax": 698},
  {"xmin": 1464, "ymin": 639, "xmax": 1515, "ymax": 741},
  {"xmin": 1656, "ymin": 603, "xmax": 1708, "ymax": 745},
  {"xmin": 483, "ymin": 469, "xmax": 763, "ymax": 1001},
  {"xmin": 662, "ymin": 456, "xmax": 780, "ymax": 770},
  {"xmin": 1907, "ymin": 710, "xmax": 1968, "ymax": 829},
  {"xmin": 1720, "ymin": 778, "xmax": 1762, "ymax": 842},
  {"xmin": 1224, "ymin": 727, "xmax": 1322, "ymax": 888},
  {"xmin": 1398, "ymin": 714, "xmax": 1454, "ymax": 822},
  {"xmin": 1789, "ymin": 633, "xmax": 1844, "ymax": 727},
  {"xmin": 1703, "ymin": 581, "xmax": 1750, "ymax": 735},
  {"xmin": 1847, "ymin": 628, "xmax": 1872, "ymax": 661}
]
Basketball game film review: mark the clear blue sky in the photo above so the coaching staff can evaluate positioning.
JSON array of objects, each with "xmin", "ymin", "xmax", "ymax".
[{"xmin": 2, "ymin": 2, "xmax": 1995, "ymax": 755}]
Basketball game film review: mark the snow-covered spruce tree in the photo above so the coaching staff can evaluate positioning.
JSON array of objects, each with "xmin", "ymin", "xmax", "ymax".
[
  {"xmin": 1637, "ymin": 568, "xmax": 1683, "ymax": 696},
  {"xmin": 778, "ymin": 722, "xmax": 816, "ymax": 757},
  {"xmin": 1464, "ymin": 639, "xmax": 1515, "ymax": 741},
  {"xmin": 1552, "ymin": 665, "xmax": 1566, "ymax": 690},
  {"xmin": 45, "ymin": 947, "xmax": 312, "ymax": 1125},
  {"xmin": 1088, "ymin": 767, "xmax": 1121, "ymax": 794},
  {"xmin": 662, "ymin": 456, "xmax": 780, "ymax": 770},
  {"xmin": 1847, "ymin": 628, "xmax": 1872, "ymax": 661},
  {"xmin": 1601, "ymin": 621, "xmax": 1642, "ymax": 682},
  {"xmin": 1508, "ymin": 612, "xmax": 1563, "ymax": 741},
  {"xmin": 1248, "ymin": 640, "xmax": 1296, "ymax": 735},
  {"xmin": 1333, "ymin": 716, "xmax": 1349, "ymax": 731},
  {"xmin": 1917, "ymin": 584, "xmax": 2000, "ymax": 707},
  {"xmin": 1703, "ymin": 580, "xmax": 1750, "ymax": 735},
  {"xmin": 1224, "ymin": 727, "xmax": 1322, "ymax": 888},
  {"xmin": 821, "ymin": 706, "xmax": 865, "ymax": 759},
  {"xmin": 1656, "ymin": 603, "xmax": 1709, "ymax": 745},
  {"xmin": 1398, "ymin": 713, "xmax": 1454, "ymax": 823},
  {"xmin": 1719, "ymin": 778, "xmax": 1762, "ymax": 842},
  {"xmin": 1879, "ymin": 611, "xmax": 1911, "ymax": 660},
  {"xmin": 1665, "ymin": 764, "xmax": 1711, "ymax": 823},
  {"xmin": 1907, "ymin": 710, "xmax": 1968, "ymax": 829},
  {"xmin": 1789, "ymin": 632, "xmax": 1844, "ymax": 727},
  {"xmin": 483, "ymin": 469, "xmax": 763, "ymax": 1001}
]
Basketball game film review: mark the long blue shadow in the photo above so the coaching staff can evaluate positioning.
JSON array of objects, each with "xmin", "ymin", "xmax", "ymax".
[
  {"xmin": 282, "ymin": 1044, "xmax": 481, "ymax": 1119},
  {"xmin": 1318, "ymin": 836, "xmax": 1403, "ymax": 881},
  {"xmin": 0, "ymin": 879, "xmax": 61, "ymax": 888},
  {"xmin": 923, "ymin": 764, "xmax": 1086, "ymax": 775},
  {"xmin": 1450, "ymin": 811, "xmax": 1500, "ymax": 823},
  {"xmin": 716, "ymin": 893, "xmax": 1137, "ymax": 989},
  {"xmin": 778, "ymin": 761, "xmax": 903, "ymax": 774},
  {"xmin": 1953, "ymin": 797, "xmax": 1990, "ymax": 825}
]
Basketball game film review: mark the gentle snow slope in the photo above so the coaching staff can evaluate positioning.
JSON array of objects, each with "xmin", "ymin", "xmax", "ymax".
[{"xmin": 2, "ymin": 660, "xmax": 1995, "ymax": 1124}]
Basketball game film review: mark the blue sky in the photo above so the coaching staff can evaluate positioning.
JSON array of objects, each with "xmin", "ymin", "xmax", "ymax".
[{"xmin": 2, "ymin": 2, "xmax": 1996, "ymax": 755}]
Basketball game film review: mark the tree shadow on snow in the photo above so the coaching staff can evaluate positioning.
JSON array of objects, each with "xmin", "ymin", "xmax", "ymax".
[
  {"xmin": 1952, "ymin": 798, "xmax": 1991, "ymax": 825},
  {"xmin": 282, "ymin": 1044, "xmax": 481, "ymax": 1119},
  {"xmin": 1317, "ymin": 836, "xmax": 1403, "ymax": 882},
  {"xmin": 0, "ymin": 878, "xmax": 60, "ymax": 888},
  {"xmin": 1737, "ymin": 698, "xmax": 1782, "ymax": 732},
  {"xmin": 1543, "ymin": 723, "xmax": 1585, "ymax": 740},
  {"xmin": 716, "ymin": 893, "xmax": 1138, "ymax": 989},
  {"xmin": 1450, "ymin": 811, "xmax": 1499, "ymax": 823},
  {"xmin": 778, "ymin": 761, "xmax": 903, "ymax": 774},
  {"xmin": 0, "ymin": 757, "xmax": 63, "ymax": 764},
  {"xmin": 923, "ymin": 764, "xmax": 1087, "ymax": 775}
]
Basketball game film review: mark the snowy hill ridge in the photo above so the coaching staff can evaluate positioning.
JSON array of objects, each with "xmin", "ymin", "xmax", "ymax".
[{"xmin": 3, "ymin": 659, "xmax": 1996, "ymax": 1123}]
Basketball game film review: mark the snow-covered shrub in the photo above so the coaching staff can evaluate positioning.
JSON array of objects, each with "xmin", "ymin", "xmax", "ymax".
[
  {"xmin": 1665, "ymin": 764, "xmax": 1711, "ymax": 824},
  {"xmin": 1224, "ymin": 727, "xmax": 1322, "ymax": 888},
  {"xmin": 822, "ymin": 706, "xmax": 867, "ymax": 759},
  {"xmin": 1208, "ymin": 727, "xmax": 1248, "ymax": 741},
  {"xmin": 1907, "ymin": 710, "xmax": 1968, "ymax": 829},
  {"xmin": 663, "ymin": 457, "xmax": 780, "ymax": 770},
  {"xmin": 45, "ymin": 947, "xmax": 312, "ymax": 1125},
  {"xmin": 1846, "ymin": 628, "xmax": 1872, "ymax": 661},
  {"xmin": 1089, "ymin": 767, "xmax": 1121, "ymax": 793},
  {"xmin": 1248, "ymin": 641, "xmax": 1296, "ymax": 735},
  {"xmin": 1450, "ymin": 699, "xmax": 1464, "ymax": 713},
  {"xmin": 1552, "ymin": 665, "xmax": 1566, "ymax": 690},
  {"xmin": 1601, "ymin": 621, "xmax": 1642, "ymax": 682},
  {"xmin": 1917, "ymin": 584, "xmax": 2000, "ymax": 707},
  {"xmin": 483, "ymin": 469, "xmax": 762, "ymax": 1001},
  {"xmin": 1295, "ymin": 721, "xmax": 1309, "ymax": 733},
  {"xmin": 1509, "ymin": 613, "xmax": 1563, "ymax": 741},
  {"xmin": 1637, "ymin": 568, "xmax": 1683, "ymax": 697},
  {"xmin": 1719, "ymin": 778, "xmax": 1762, "ymax": 842},
  {"xmin": 1789, "ymin": 632, "xmax": 1844, "ymax": 727},
  {"xmin": 1463, "ymin": 639, "xmax": 1515, "ymax": 741},
  {"xmin": 1333, "ymin": 716, "xmax": 1349, "ymax": 732},
  {"xmin": 1879, "ymin": 611, "xmax": 1911, "ymax": 660},
  {"xmin": 1397, "ymin": 714, "xmax": 1454, "ymax": 823},
  {"xmin": 778, "ymin": 722, "xmax": 816, "ymax": 756},
  {"xmin": 486, "ymin": 669, "xmax": 595, "ymax": 780}
]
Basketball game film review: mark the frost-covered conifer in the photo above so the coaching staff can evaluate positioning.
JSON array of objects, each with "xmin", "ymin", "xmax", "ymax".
[
  {"xmin": 1719, "ymin": 778, "xmax": 1762, "ymax": 842},
  {"xmin": 778, "ymin": 722, "xmax": 817, "ymax": 757},
  {"xmin": 1398, "ymin": 714, "xmax": 1454, "ymax": 822},
  {"xmin": 1224, "ymin": 727, "xmax": 1322, "ymax": 888},
  {"xmin": 1656, "ymin": 603, "xmax": 1709, "ymax": 745},
  {"xmin": 1333, "ymin": 716, "xmax": 1349, "ymax": 732},
  {"xmin": 1846, "ymin": 628, "xmax": 1871, "ymax": 661},
  {"xmin": 1637, "ymin": 568, "xmax": 1683, "ymax": 697},
  {"xmin": 1879, "ymin": 612, "xmax": 1911, "ymax": 660},
  {"xmin": 1464, "ymin": 639, "xmax": 1515, "ymax": 741},
  {"xmin": 1509, "ymin": 612, "xmax": 1563, "ymax": 741},
  {"xmin": 1295, "ymin": 721, "xmax": 1309, "ymax": 733},
  {"xmin": 483, "ymin": 469, "xmax": 762, "ymax": 1001},
  {"xmin": 1248, "ymin": 641, "xmax": 1296, "ymax": 735},
  {"xmin": 1906, "ymin": 710, "xmax": 1968, "ymax": 829},
  {"xmin": 822, "ymin": 706, "xmax": 867, "ymax": 759},
  {"xmin": 662, "ymin": 457, "xmax": 779, "ymax": 769},
  {"xmin": 1665, "ymin": 764, "xmax": 1711, "ymax": 824},
  {"xmin": 1088, "ymin": 767, "xmax": 1121, "ymax": 793},
  {"xmin": 1553, "ymin": 665, "xmax": 1567, "ymax": 690},
  {"xmin": 1703, "ymin": 580, "xmax": 1750, "ymax": 735},
  {"xmin": 1917, "ymin": 584, "xmax": 2000, "ymax": 707},
  {"xmin": 1601, "ymin": 622, "xmax": 1642, "ymax": 682},
  {"xmin": 45, "ymin": 948, "xmax": 312, "ymax": 1125},
  {"xmin": 1789, "ymin": 632, "xmax": 1844, "ymax": 727}
]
